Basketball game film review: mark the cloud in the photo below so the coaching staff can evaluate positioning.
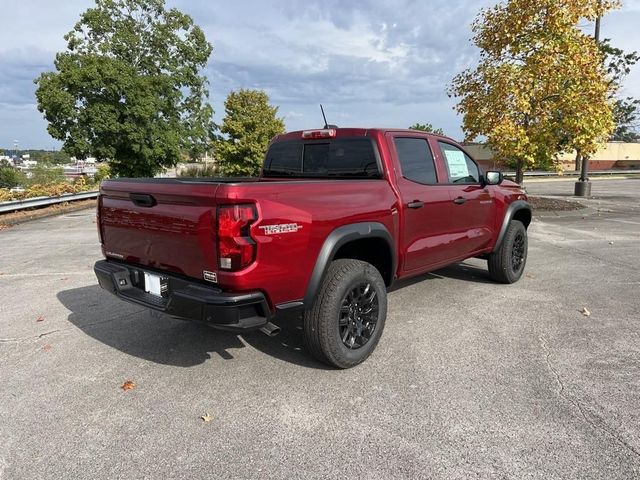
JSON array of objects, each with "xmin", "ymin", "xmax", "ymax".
[
  {"xmin": 0, "ymin": 0, "xmax": 639, "ymax": 147},
  {"xmin": 0, "ymin": 48, "xmax": 54, "ymax": 107}
]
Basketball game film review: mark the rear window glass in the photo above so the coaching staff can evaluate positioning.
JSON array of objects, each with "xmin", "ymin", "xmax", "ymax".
[
  {"xmin": 263, "ymin": 138, "xmax": 380, "ymax": 178},
  {"xmin": 394, "ymin": 137, "xmax": 437, "ymax": 184}
]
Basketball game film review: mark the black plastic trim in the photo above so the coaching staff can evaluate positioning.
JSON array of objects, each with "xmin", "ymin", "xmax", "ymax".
[
  {"xmin": 129, "ymin": 193, "xmax": 156, "ymax": 207},
  {"xmin": 493, "ymin": 200, "xmax": 532, "ymax": 253},
  {"xmin": 276, "ymin": 301, "xmax": 304, "ymax": 311},
  {"xmin": 303, "ymin": 222, "xmax": 396, "ymax": 306},
  {"xmin": 94, "ymin": 260, "xmax": 271, "ymax": 331}
]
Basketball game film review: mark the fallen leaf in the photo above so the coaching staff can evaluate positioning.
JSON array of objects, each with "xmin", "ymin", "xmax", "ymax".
[
  {"xmin": 36, "ymin": 315, "xmax": 45, "ymax": 322},
  {"xmin": 42, "ymin": 344, "xmax": 52, "ymax": 352},
  {"xmin": 580, "ymin": 307, "xmax": 591, "ymax": 317},
  {"xmin": 201, "ymin": 413, "xmax": 213, "ymax": 423},
  {"xmin": 60, "ymin": 277, "xmax": 69, "ymax": 281},
  {"xmin": 121, "ymin": 380, "xmax": 136, "ymax": 391}
]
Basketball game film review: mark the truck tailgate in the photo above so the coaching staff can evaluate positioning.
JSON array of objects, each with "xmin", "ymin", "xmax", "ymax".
[{"xmin": 99, "ymin": 179, "xmax": 221, "ymax": 280}]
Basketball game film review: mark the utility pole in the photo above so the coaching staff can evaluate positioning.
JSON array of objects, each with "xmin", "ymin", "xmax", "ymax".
[{"xmin": 575, "ymin": 0, "xmax": 602, "ymax": 197}]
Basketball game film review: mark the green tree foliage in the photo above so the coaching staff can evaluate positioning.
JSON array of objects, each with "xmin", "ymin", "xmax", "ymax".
[
  {"xmin": 610, "ymin": 97, "xmax": 640, "ymax": 142},
  {"xmin": 2, "ymin": 150, "xmax": 72, "ymax": 165},
  {"xmin": 213, "ymin": 89, "xmax": 285, "ymax": 177},
  {"xmin": 449, "ymin": 0, "xmax": 618, "ymax": 182},
  {"xmin": 600, "ymin": 39, "xmax": 640, "ymax": 142},
  {"xmin": 408, "ymin": 123, "xmax": 444, "ymax": 135},
  {"xmin": 35, "ymin": 0, "xmax": 214, "ymax": 178}
]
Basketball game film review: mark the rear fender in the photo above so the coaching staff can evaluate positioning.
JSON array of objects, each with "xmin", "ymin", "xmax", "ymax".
[{"xmin": 304, "ymin": 222, "xmax": 395, "ymax": 306}]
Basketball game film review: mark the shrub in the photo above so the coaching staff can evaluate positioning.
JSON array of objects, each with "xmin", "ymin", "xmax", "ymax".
[
  {"xmin": 179, "ymin": 163, "xmax": 219, "ymax": 178},
  {"xmin": 0, "ymin": 167, "xmax": 28, "ymax": 188}
]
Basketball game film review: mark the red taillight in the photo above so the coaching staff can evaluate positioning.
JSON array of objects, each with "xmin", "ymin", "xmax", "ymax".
[
  {"xmin": 217, "ymin": 204, "xmax": 257, "ymax": 271},
  {"xmin": 96, "ymin": 195, "xmax": 104, "ymax": 244},
  {"xmin": 302, "ymin": 129, "xmax": 336, "ymax": 139}
]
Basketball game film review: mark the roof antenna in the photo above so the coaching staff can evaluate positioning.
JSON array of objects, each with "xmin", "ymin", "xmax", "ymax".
[
  {"xmin": 320, "ymin": 104, "xmax": 338, "ymax": 129},
  {"xmin": 320, "ymin": 104, "xmax": 328, "ymax": 128}
]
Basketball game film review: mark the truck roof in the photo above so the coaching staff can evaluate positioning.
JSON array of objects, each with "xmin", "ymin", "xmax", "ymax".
[{"xmin": 274, "ymin": 128, "xmax": 454, "ymax": 143}]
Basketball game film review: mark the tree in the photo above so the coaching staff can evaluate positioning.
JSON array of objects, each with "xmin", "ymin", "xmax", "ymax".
[
  {"xmin": 213, "ymin": 89, "xmax": 285, "ymax": 177},
  {"xmin": 35, "ymin": 0, "xmax": 213, "ymax": 178},
  {"xmin": 408, "ymin": 123, "xmax": 444, "ymax": 135},
  {"xmin": 611, "ymin": 97, "xmax": 640, "ymax": 142},
  {"xmin": 449, "ymin": 0, "xmax": 618, "ymax": 183},
  {"xmin": 600, "ymin": 39, "xmax": 640, "ymax": 143}
]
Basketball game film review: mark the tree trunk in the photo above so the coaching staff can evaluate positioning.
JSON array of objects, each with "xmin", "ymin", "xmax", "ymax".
[
  {"xmin": 515, "ymin": 158, "xmax": 524, "ymax": 185},
  {"xmin": 575, "ymin": 149, "xmax": 582, "ymax": 172}
]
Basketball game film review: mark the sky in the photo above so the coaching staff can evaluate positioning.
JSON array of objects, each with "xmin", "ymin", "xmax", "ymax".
[{"xmin": 1, "ymin": 0, "xmax": 639, "ymax": 149}]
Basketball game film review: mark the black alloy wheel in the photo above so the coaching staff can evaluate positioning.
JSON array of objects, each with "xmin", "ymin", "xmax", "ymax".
[{"xmin": 339, "ymin": 283, "xmax": 379, "ymax": 349}]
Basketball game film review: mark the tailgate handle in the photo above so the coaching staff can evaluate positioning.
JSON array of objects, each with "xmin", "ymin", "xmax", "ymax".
[{"xmin": 129, "ymin": 193, "xmax": 157, "ymax": 208}]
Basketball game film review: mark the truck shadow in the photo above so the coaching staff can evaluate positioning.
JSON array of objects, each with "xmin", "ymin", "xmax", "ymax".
[
  {"xmin": 58, "ymin": 262, "xmax": 490, "ymax": 370},
  {"xmin": 57, "ymin": 285, "xmax": 330, "ymax": 370}
]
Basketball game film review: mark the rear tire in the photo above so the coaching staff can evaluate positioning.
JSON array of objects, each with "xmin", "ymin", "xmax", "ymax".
[
  {"xmin": 488, "ymin": 220, "xmax": 528, "ymax": 284},
  {"xmin": 303, "ymin": 259, "xmax": 387, "ymax": 369}
]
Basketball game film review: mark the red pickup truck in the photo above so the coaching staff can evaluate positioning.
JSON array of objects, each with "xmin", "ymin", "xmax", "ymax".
[{"xmin": 94, "ymin": 128, "xmax": 531, "ymax": 368}]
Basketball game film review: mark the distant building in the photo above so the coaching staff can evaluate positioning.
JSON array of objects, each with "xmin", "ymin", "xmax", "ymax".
[
  {"xmin": 462, "ymin": 142, "xmax": 640, "ymax": 172},
  {"xmin": 21, "ymin": 160, "xmax": 38, "ymax": 168}
]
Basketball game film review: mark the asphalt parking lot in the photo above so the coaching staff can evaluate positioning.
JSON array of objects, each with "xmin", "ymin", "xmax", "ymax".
[{"xmin": 1, "ymin": 178, "xmax": 639, "ymax": 479}]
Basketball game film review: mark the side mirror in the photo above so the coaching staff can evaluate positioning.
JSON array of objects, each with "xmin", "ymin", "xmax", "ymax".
[{"xmin": 483, "ymin": 171, "xmax": 503, "ymax": 186}]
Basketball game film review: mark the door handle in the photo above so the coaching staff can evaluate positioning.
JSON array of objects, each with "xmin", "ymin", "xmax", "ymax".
[
  {"xmin": 453, "ymin": 197, "xmax": 467, "ymax": 205},
  {"xmin": 407, "ymin": 200, "xmax": 425, "ymax": 209}
]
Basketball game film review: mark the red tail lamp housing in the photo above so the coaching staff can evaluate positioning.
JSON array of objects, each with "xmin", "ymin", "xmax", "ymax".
[{"xmin": 217, "ymin": 204, "xmax": 258, "ymax": 271}]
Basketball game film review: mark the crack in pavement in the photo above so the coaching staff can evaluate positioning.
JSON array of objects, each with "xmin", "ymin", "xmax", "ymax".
[
  {"xmin": 538, "ymin": 334, "xmax": 640, "ymax": 461},
  {"xmin": 0, "ymin": 309, "xmax": 146, "ymax": 345},
  {"xmin": 0, "ymin": 330, "xmax": 61, "ymax": 344}
]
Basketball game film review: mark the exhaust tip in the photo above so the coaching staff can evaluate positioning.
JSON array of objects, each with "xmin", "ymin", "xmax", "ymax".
[{"xmin": 259, "ymin": 322, "xmax": 281, "ymax": 337}]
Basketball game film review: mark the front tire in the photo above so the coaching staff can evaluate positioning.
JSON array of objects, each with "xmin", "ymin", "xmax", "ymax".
[
  {"xmin": 488, "ymin": 220, "xmax": 528, "ymax": 284},
  {"xmin": 303, "ymin": 259, "xmax": 387, "ymax": 369}
]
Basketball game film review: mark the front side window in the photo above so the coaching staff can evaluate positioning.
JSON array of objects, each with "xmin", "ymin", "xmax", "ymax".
[{"xmin": 438, "ymin": 142, "xmax": 480, "ymax": 184}]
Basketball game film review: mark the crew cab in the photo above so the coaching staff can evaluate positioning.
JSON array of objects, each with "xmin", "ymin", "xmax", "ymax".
[{"xmin": 94, "ymin": 128, "xmax": 531, "ymax": 368}]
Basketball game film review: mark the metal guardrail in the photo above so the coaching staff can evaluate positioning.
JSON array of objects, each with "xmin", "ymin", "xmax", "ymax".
[{"xmin": 0, "ymin": 190, "xmax": 99, "ymax": 214}]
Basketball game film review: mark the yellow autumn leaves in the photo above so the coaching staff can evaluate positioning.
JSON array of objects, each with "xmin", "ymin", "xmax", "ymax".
[{"xmin": 450, "ymin": 0, "xmax": 618, "ymax": 171}]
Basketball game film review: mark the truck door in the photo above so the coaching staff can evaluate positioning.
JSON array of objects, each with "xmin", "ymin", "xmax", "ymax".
[
  {"xmin": 434, "ymin": 140, "xmax": 494, "ymax": 258},
  {"xmin": 390, "ymin": 135, "xmax": 458, "ymax": 272}
]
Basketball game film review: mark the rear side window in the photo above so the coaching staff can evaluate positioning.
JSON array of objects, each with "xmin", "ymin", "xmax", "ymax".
[
  {"xmin": 394, "ymin": 137, "xmax": 437, "ymax": 184},
  {"xmin": 263, "ymin": 138, "xmax": 380, "ymax": 178},
  {"xmin": 438, "ymin": 142, "xmax": 480, "ymax": 184}
]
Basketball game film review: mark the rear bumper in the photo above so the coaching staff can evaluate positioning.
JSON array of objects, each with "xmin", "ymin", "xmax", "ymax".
[{"xmin": 94, "ymin": 260, "xmax": 271, "ymax": 331}]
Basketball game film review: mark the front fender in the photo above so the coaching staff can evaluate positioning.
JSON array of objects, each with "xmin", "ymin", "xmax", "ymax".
[{"xmin": 493, "ymin": 200, "xmax": 532, "ymax": 252}]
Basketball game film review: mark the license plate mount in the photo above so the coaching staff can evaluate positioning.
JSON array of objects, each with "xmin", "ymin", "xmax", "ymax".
[{"xmin": 144, "ymin": 272, "xmax": 163, "ymax": 297}]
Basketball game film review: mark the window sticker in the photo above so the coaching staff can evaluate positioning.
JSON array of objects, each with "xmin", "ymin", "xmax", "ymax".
[{"xmin": 444, "ymin": 149, "xmax": 469, "ymax": 179}]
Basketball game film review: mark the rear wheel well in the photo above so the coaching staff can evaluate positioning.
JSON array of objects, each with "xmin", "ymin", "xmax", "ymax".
[
  {"xmin": 513, "ymin": 208, "xmax": 532, "ymax": 229},
  {"xmin": 333, "ymin": 238, "xmax": 393, "ymax": 286}
]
